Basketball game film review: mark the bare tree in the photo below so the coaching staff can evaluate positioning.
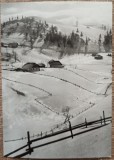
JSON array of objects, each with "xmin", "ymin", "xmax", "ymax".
[{"xmin": 62, "ymin": 106, "xmax": 71, "ymax": 123}]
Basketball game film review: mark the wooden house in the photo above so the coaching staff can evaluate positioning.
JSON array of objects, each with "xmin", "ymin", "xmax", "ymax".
[
  {"xmin": 22, "ymin": 62, "xmax": 40, "ymax": 72},
  {"xmin": 8, "ymin": 42, "xmax": 18, "ymax": 48},
  {"xmin": 48, "ymin": 60, "xmax": 64, "ymax": 68}
]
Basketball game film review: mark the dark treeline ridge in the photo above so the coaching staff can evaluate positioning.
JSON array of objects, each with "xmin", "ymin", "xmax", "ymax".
[
  {"xmin": 44, "ymin": 25, "xmax": 87, "ymax": 56},
  {"xmin": 103, "ymin": 30, "xmax": 112, "ymax": 52},
  {"xmin": 1, "ymin": 16, "xmax": 112, "ymax": 56}
]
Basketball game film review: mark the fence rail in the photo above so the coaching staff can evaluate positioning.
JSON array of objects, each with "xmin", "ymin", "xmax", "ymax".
[{"xmin": 4, "ymin": 111, "xmax": 112, "ymax": 158}]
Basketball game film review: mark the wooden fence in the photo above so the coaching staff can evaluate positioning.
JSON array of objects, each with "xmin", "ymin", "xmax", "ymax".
[{"xmin": 4, "ymin": 111, "xmax": 112, "ymax": 158}]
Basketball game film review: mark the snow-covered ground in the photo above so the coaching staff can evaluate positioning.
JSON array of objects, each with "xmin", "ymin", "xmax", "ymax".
[
  {"xmin": 1, "ymin": 15, "xmax": 112, "ymax": 158},
  {"xmin": 2, "ymin": 49, "xmax": 112, "ymax": 158}
]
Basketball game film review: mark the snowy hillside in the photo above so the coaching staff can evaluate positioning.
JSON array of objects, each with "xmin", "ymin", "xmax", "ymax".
[
  {"xmin": 1, "ymin": 15, "xmax": 112, "ymax": 158},
  {"xmin": 1, "ymin": 15, "xmax": 110, "ymax": 57},
  {"xmin": 52, "ymin": 22, "xmax": 106, "ymax": 41}
]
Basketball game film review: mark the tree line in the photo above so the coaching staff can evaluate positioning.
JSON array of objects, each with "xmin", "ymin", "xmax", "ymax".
[
  {"xmin": 1, "ymin": 16, "xmax": 112, "ymax": 54},
  {"xmin": 44, "ymin": 25, "xmax": 88, "ymax": 56},
  {"xmin": 103, "ymin": 30, "xmax": 112, "ymax": 52}
]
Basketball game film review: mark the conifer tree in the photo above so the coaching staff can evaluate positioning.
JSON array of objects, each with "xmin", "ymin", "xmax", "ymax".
[
  {"xmin": 98, "ymin": 34, "xmax": 102, "ymax": 52},
  {"xmin": 103, "ymin": 31, "xmax": 112, "ymax": 52},
  {"xmin": 76, "ymin": 28, "xmax": 79, "ymax": 33},
  {"xmin": 80, "ymin": 32, "xmax": 83, "ymax": 37}
]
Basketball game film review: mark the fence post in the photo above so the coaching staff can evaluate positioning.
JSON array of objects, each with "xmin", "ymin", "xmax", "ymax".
[
  {"xmin": 51, "ymin": 129, "xmax": 53, "ymax": 134},
  {"xmin": 100, "ymin": 116, "xmax": 102, "ymax": 125},
  {"xmin": 26, "ymin": 131, "xmax": 33, "ymax": 155},
  {"xmin": 103, "ymin": 111, "xmax": 106, "ymax": 124},
  {"xmin": 85, "ymin": 118, "xmax": 87, "ymax": 128},
  {"xmin": 68, "ymin": 120, "xmax": 73, "ymax": 139},
  {"xmin": 41, "ymin": 131, "xmax": 42, "ymax": 137}
]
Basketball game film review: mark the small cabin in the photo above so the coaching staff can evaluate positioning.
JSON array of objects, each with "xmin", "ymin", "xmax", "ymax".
[
  {"xmin": 22, "ymin": 62, "xmax": 40, "ymax": 72},
  {"xmin": 48, "ymin": 60, "xmax": 64, "ymax": 68},
  {"xmin": 8, "ymin": 42, "xmax": 18, "ymax": 48},
  {"xmin": 1, "ymin": 57, "xmax": 10, "ymax": 62},
  {"xmin": 1, "ymin": 42, "xmax": 9, "ymax": 48}
]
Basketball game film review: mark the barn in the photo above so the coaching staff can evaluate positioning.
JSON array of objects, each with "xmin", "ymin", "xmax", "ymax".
[
  {"xmin": 48, "ymin": 60, "xmax": 64, "ymax": 68},
  {"xmin": 22, "ymin": 63, "xmax": 40, "ymax": 72}
]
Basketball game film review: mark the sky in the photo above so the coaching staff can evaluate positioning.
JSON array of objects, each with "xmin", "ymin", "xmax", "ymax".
[{"xmin": 1, "ymin": 1, "xmax": 112, "ymax": 26}]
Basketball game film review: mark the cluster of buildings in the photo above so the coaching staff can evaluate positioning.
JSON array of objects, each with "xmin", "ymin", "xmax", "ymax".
[{"xmin": 16, "ymin": 60, "xmax": 64, "ymax": 72}]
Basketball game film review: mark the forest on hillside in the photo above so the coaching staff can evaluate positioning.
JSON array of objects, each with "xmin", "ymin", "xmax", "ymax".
[{"xmin": 1, "ymin": 16, "xmax": 112, "ymax": 57}]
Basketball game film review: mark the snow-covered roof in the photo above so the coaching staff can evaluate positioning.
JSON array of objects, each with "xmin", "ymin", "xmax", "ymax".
[
  {"xmin": 22, "ymin": 62, "xmax": 40, "ymax": 69},
  {"xmin": 48, "ymin": 60, "xmax": 62, "ymax": 65}
]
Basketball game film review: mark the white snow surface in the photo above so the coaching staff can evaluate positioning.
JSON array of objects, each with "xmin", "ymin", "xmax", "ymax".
[
  {"xmin": 1, "ymin": 19, "xmax": 112, "ymax": 158},
  {"xmin": 2, "ymin": 51, "xmax": 112, "ymax": 158}
]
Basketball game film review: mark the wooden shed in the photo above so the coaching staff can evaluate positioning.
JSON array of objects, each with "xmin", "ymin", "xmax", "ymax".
[
  {"xmin": 48, "ymin": 60, "xmax": 64, "ymax": 68},
  {"xmin": 8, "ymin": 42, "xmax": 18, "ymax": 48}
]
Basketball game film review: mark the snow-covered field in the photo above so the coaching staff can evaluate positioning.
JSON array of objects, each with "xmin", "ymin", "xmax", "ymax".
[
  {"xmin": 2, "ymin": 48, "xmax": 112, "ymax": 158},
  {"xmin": 1, "ymin": 13, "xmax": 112, "ymax": 158}
]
